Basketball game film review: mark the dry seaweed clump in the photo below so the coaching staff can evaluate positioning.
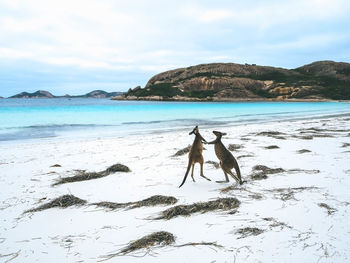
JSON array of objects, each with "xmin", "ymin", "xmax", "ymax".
[
  {"xmin": 250, "ymin": 165, "xmax": 285, "ymax": 180},
  {"xmin": 228, "ymin": 144, "xmax": 243, "ymax": 151},
  {"xmin": 25, "ymin": 195, "xmax": 86, "ymax": 213},
  {"xmin": 156, "ymin": 197, "xmax": 240, "ymax": 220},
  {"xmin": 256, "ymin": 131, "xmax": 287, "ymax": 140},
  {"xmin": 128, "ymin": 195, "xmax": 177, "ymax": 209},
  {"xmin": 92, "ymin": 195, "xmax": 178, "ymax": 210},
  {"xmin": 101, "ymin": 231, "xmax": 175, "ymax": 259},
  {"xmin": 235, "ymin": 227, "xmax": 264, "ymax": 239},
  {"xmin": 91, "ymin": 201, "xmax": 124, "ymax": 210},
  {"xmin": 266, "ymin": 186, "xmax": 318, "ymax": 201},
  {"xmin": 318, "ymin": 203, "xmax": 337, "ymax": 215},
  {"xmin": 262, "ymin": 217, "xmax": 292, "ymax": 230},
  {"xmin": 264, "ymin": 145, "xmax": 279, "ymax": 149},
  {"xmin": 53, "ymin": 163, "xmax": 130, "ymax": 186},
  {"xmin": 297, "ymin": 149, "xmax": 311, "ymax": 154},
  {"xmin": 172, "ymin": 145, "xmax": 191, "ymax": 157},
  {"xmin": 206, "ymin": 160, "xmax": 220, "ymax": 169},
  {"xmin": 292, "ymin": 135, "xmax": 313, "ymax": 140}
]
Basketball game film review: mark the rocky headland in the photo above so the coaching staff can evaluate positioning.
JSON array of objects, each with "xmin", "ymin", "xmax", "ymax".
[{"xmin": 113, "ymin": 60, "xmax": 350, "ymax": 101}]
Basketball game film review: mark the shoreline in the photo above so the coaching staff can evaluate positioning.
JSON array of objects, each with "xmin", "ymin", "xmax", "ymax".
[
  {"xmin": 1, "ymin": 96, "xmax": 349, "ymax": 102},
  {"xmin": 1, "ymin": 114, "xmax": 350, "ymax": 262},
  {"xmin": 1, "ymin": 110, "xmax": 350, "ymax": 145},
  {"xmin": 111, "ymin": 95, "xmax": 343, "ymax": 102}
]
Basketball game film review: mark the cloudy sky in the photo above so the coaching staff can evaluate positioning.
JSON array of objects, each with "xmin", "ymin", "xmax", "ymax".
[{"xmin": 0, "ymin": 0, "xmax": 349, "ymax": 97}]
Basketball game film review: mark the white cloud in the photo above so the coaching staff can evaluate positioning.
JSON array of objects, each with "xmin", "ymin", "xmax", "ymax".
[
  {"xmin": 0, "ymin": 47, "xmax": 34, "ymax": 59},
  {"xmin": 182, "ymin": 7, "xmax": 233, "ymax": 23},
  {"xmin": 0, "ymin": 0, "xmax": 349, "ymax": 95},
  {"xmin": 181, "ymin": 0, "xmax": 350, "ymax": 28},
  {"xmin": 265, "ymin": 33, "xmax": 347, "ymax": 50},
  {"xmin": 45, "ymin": 57, "xmax": 112, "ymax": 69}
]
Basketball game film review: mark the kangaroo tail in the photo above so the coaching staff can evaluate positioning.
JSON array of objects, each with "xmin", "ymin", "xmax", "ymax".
[{"xmin": 179, "ymin": 161, "xmax": 192, "ymax": 188}]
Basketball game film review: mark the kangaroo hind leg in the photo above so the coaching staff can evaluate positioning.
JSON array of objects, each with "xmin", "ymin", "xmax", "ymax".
[
  {"xmin": 216, "ymin": 166, "xmax": 229, "ymax": 183},
  {"xmin": 191, "ymin": 164, "xmax": 196, "ymax": 182},
  {"xmin": 227, "ymin": 169, "xmax": 241, "ymax": 184},
  {"xmin": 199, "ymin": 162, "xmax": 211, "ymax": 181}
]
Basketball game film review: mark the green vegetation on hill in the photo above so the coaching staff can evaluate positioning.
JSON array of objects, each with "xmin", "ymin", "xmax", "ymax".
[
  {"xmin": 127, "ymin": 83, "xmax": 217, "ymax": 98},
  {"xmin": 130, "ymin": 83, "xmax": 181, "ymax": 97},
  {"xmin": 182, "ymin": 90, "xmax": 216, "ymax": 98},
  {"xmin": 317, "ymin": 76, "xmax": 350, "ymax": 99}
]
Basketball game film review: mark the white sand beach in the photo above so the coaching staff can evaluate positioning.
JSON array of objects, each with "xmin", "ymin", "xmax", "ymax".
[{"xmin": 1, "ymin": 115, "xmax": 350, "ymax": 262}]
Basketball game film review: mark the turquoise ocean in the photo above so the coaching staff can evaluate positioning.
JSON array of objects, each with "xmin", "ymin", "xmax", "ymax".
[{"xmin": 1, "ymin": 99, "xmax": 350, "ymax": 142}]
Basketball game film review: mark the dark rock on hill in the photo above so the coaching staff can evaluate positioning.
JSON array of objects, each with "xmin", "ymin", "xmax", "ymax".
[{"xmin": 119, "ymin": 60, "xmax": 350, "ymax": 101}]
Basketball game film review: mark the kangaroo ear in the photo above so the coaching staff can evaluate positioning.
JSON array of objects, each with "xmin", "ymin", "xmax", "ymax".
[{"xmin": 222, "ymin": 132, "xmax": 227, "ymax": 136}]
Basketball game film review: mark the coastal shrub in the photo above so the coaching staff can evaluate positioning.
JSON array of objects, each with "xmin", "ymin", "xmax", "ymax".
[
  {"xmin": 182, "ymin": 90, "xmax": 216, "ymax": 98},
  {"xmin": 128, "ymin": 83, "xmax": 181, "ymax": 97},
  {"xmin": 318, "ymin": 77, "xmax": 350, "ymax": 99},
  {"xmin": 252, "ymin": 88, "xmax": 275, "ymax": 98},
  {"xmin": 177, "ymin": 72, "xmax": 226, "ymax": 82}
]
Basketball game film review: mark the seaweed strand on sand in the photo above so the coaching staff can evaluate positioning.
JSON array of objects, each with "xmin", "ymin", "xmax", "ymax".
[
  {"xmin": 100, "ymin": 231, "xmax": 175, "ymax": 260},
  {"xmin": 25, "ymin": 195, "xmax": 87, "ymax": 213},
  {"xmin": 53, "ymin": 163, "xmax": 130, "ymax": 186},
  {"xmin": 249, "ymin": 165, "xmax": 285, "ymax": 180},
  {"xmin": 235, "ymin": 227, "xmax": 264, "ymax": 239},
  {"xmin": 91, "ymin": 195, "xmax": 178, "ymax": 210},
  {"xmin": 155, "ymin": 197, "xmax": 240, "ymax": 220}
]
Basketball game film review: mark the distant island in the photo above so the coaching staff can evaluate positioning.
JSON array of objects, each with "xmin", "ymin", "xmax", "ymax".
[
  {"xmin": 8, "ymin": 90, "xmax": 124, "ymax": 99},
  {"xmin": 113, "ymin": 60, "xmax": 350, "ymax": 101}
]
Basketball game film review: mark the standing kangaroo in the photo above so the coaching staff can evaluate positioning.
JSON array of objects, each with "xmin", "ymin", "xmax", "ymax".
[
  {"xmin": 179, "ymin": 126, "xmax": 211, "ymax": 188},
  {"xmin": 208, "ymin": 131, "xmax": 243, "ymax": 185}
]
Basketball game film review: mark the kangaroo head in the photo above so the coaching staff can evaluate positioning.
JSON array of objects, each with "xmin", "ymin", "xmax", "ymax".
[
  {"xmin": 189, "ymin": 126, "xmax": 207, "ymax": 143},
  {"xmin": 213, "ymin": 130, "xmax": 227, "ymax": 139},
  {"xmin": 189, "ymin": 125, "xmax": 199, "ymax": 135}
]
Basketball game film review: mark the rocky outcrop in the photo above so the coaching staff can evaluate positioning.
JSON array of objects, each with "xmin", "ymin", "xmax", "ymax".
[
  {"xmin": 10, "ymin": 90, "xmax": 55, "ymax": 98},
  {"xmin": 80, "ymin": 90, "xmax": 123, "ymax": 98},
  {"xmin": 122, "ymin": 61, "xmax": 350, "ymax": 101},
  {"xmin": 297, "ymin": 60, "xmax": 350, "ymax": 81},
  {"xmin": 145, "ymin": 63, "xmax": 295, "ymax": 88},
  {"xmin": 9, "ymin": 90, "xmax": 124, "ymax": 99}
]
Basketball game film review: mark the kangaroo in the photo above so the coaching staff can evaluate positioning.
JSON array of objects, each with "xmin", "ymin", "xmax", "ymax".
[
  {"xmin": 179, "ymin": 126, "xmax": 211, "ymax": 188},
  {"xmin": 208, "ymin": 131, "xmax": 243, "ymax": 185}
]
